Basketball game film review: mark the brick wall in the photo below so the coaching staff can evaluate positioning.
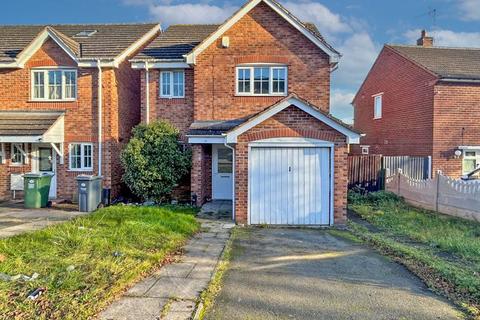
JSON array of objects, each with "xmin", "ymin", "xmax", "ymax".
[
  {"xmin": 352, "ymin": 46, "xmax": 437, "ymax": 156},
  {"xmin": 432, "ymin": 82, "xmax": 480, "ymax": 177},
  {"xmin": 235, "ymin": 106, "xmax": 348, "ymax": 224},
  {"xmin": 193, "ymin": 2, "xmax": 331, "ymax": 121}
]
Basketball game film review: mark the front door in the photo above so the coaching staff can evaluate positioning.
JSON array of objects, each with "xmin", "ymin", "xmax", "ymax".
[
  {"xmin": 212, "ymin": 145, "xmax": 233, "ymax": 200},
  {"xmin": 35, "ymin": 146, "xmax": 57, "ymax": 198}
]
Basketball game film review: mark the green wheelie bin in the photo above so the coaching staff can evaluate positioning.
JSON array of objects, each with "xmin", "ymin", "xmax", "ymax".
[{"xmin": 24, "ymin": 173, "xmax": 53, "ymax": 209}]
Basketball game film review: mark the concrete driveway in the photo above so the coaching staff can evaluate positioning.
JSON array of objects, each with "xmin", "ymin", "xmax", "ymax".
[
  {"xmin": 205, "ymin": 228, "xmax": 463, "ymax": 320},
  {"xmin": 0, "ymin": 202, "xmax": 85, "ymax": 238}
]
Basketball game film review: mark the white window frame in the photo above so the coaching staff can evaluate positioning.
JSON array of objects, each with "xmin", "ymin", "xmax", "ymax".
[
  {"xmin": 373, "ymin": 93, "xmax": 383, "ymax": 119},
  {"xmin": 235, "ymin": 65, "xmax": 288, "ymax": 96},
  {"xmin": 462, "ymin": 149, "xmax": 480, "ymax": 175},
  {"xmin": 0, "ymin": 143, "xmax": 5, "ymax": 164},
  {"xmin": 31, "ymin": 68, "xmax": 77, "ymax": 101},
  {"xmin": 10, "ymin": 143, "xmax": 28, "ymax": 166},
  {"xmin": 159, "ymin": 70, "xmax": 185, "ymax": 98},
  {"xmin": 69, "ymin": 143, "xmax": 93, "ymax": 171}
]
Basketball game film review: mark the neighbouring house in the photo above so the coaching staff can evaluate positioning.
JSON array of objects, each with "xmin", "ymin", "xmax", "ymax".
[
  {"xmin": 131, "ymin": 0, "xmax": 361, "ymax": 225},
  {"xmin": 352, "ymin": 30, "xmax": 480, "ymax": 179},
  {"xmin": 0, "ymin": 23, "xmax": 160, "ymax": 201}
]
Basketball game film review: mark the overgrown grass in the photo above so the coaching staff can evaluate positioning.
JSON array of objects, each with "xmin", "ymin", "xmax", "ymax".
[
  {"xmin": 348, "ymin": 191, "xmax": 480, "ymax": 317},
  {"xmin": 0, "ymin": 205, "xmax": 199, "ymax": 319}
]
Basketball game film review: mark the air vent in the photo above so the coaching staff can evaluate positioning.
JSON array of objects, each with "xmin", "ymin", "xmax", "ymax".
[{"xmin": 73, "ymin": 30, "xmax": 97, "ymax": 38}]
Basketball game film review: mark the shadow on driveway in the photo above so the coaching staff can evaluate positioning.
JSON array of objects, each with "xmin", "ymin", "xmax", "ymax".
[{"xmin": 205, "ymin": 228, "xmax": 463, "ymax": 320}]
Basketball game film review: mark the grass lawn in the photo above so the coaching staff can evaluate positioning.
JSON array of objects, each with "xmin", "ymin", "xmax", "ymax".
[
  {"xmin": 0, "ymin": 205, "xmax": 199, "ymax": 319},
  {"xmin": 348, "ymin": 191, "xmax": 480, "ymax": 318}
]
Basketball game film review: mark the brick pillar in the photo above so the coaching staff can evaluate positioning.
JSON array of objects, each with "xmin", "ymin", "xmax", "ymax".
[{"xmin": 191, "ymin": 145, "xmax": 205, "ymax": 206}]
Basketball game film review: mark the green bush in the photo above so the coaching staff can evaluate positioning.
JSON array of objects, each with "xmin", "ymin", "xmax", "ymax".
[{"xmin": 121, "ymin": 121, "xmax": 191, "ymax": 203}]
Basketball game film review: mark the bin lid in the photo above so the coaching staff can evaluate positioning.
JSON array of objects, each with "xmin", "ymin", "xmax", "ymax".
[
  {"xmin": 23, "ymin": 173, "xmax": 43, "ymax": 178},
  {"xmin": 76, "ymin": 175, "xmax": 103, "ymax": 181}
]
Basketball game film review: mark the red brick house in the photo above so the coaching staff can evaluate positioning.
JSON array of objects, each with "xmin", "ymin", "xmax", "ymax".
[
  {"xmin": 131, "ymin": 0, "xmax": 361, "ymax": 225},
  {"xmin": 353, "ymin": 30, "xmax": 480, "ymax": 179},
  {"xmin": 0, "ymin": 23, "xmax": 160, "ymax": 201}
]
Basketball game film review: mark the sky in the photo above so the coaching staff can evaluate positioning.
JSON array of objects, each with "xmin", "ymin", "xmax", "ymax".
[{"xmin": 2, "ymin": 0, "xmax": 480, "ymax": 123}]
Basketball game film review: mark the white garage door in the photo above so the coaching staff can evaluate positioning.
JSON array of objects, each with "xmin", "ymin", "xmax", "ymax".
[{"xmin": 249, "ymin": 147, "xmax": 331, "ymax": 225}]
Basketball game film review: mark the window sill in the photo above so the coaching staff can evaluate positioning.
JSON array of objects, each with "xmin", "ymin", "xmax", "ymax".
[
  {"xmin": 68, "ymin": 169, "xmax": 93, "ymax": 172},
  {"xmin": 159, "ymin": 96, "xmax": 185, "ymax": 99},
  {"xmin": 235, "ymin": 94, "xmax": 288, "ymax": 97},
  {"xmin": 29, "ymin": 99, "xmax": 77, "ymax": 103},
  {"xmin": 373, "ymin": 117, "xmax": 382, "ymax": 120}
]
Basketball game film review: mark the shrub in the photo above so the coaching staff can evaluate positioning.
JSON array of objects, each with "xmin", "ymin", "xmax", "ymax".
[{"xmin": 121, "ymin": 121, "xmax": 191, "ymax": 203}]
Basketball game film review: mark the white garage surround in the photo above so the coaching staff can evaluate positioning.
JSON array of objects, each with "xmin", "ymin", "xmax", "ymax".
[{"xmin": 248, "ymin": 138, "xmax": 334, "ymax": 226}]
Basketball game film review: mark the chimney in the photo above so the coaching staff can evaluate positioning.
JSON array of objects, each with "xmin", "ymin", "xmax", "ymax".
[{"xmin": 417, "ymin": 30, "xmax": 434, "ymax": 47}]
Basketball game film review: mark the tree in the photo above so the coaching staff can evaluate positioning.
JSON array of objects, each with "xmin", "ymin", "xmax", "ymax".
[{"xmin": 121, "ymin": 120, "xmax": 191, "ymax": 203}]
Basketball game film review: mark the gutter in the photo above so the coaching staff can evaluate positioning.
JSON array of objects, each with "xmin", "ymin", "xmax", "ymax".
[{"xmin": 439, "ymin": 77, "xmax": 480, "ymax": 84}]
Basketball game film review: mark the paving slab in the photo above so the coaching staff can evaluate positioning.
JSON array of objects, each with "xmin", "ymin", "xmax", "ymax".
[
  {"xmin": 205, "ymin": 228, "xmax": 464, "ymax": 320},
  {"xmin": 99, "ymin": 219, "xmax": 232, "ymax": 320}
]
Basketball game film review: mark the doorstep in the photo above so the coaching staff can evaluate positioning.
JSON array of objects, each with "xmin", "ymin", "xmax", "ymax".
[{"xmin": 99, "ymin": 219, "xmax": 234, "ymax": 320}]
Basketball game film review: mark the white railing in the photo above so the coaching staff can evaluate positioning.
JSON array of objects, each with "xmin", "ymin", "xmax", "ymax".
[{"xmin": 386, "ymin": 170, "xmax": 480, "ymax": 222}]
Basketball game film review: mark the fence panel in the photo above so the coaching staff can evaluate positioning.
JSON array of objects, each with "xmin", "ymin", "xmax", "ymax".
[
  {"xmin": 347, "ymin": 155, "xmax": 383, "ymax": 192},
  {"xmin": 383, "ymin": 156, "xmax": 430, "ymax": 180}
]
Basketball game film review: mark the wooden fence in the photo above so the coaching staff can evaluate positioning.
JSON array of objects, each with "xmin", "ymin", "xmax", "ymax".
[
  {"xmin": 348, "ymin": 155, "xmax": 430, "ymax": 192},
  {"xmin": 386, "ymin": 171, "xmax": 480, "ymax": 222}
]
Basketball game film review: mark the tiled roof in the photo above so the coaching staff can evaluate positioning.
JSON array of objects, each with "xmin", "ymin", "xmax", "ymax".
[
  {"xmin": 0, "ymin": 23, "xmax": 159, "ymax": 61},
  {"xmin": 133, "ymin": 24, "xmax": 220, "ymax": 60},
  {"xmin": 188, "ymin": 118, "xmax": 250, "ymax": 136},
  {"xmin": 388, "ymin": 45, "xmax": 480, "ymax": 80},
  {"xmin": 0, "ymin": 111, "xmax": 64, "ymax": 136}
]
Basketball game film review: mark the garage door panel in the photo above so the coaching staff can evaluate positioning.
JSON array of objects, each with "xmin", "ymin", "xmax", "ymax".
[{"xmin": 249, "ymin": 146, "xmax": 330, "ymax": 225}]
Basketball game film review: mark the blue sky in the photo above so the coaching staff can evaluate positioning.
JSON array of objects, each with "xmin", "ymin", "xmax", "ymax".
[{"xmin": 3, "ymin": 0, "xmax": 480, "ymax": 123}]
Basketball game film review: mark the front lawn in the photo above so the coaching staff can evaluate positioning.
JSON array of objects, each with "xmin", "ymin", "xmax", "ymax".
[
  {"xmin": 348, "ymin": 191, "xmax": 480, "ymax": 318},
  {"xmin": 0, "ymin": 205, "xmax": 199, "ymax": 319}
]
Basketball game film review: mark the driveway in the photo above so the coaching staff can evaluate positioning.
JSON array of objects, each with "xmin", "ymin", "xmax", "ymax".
[
  {"xmin": 0, "ymin": 202, "xmax": 85, "ymax": 238},
  {"xmin": 205, "ymin": 228, "xmax": 463, "ymax": 320}
]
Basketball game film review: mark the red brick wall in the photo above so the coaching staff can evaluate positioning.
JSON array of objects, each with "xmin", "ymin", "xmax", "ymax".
[
  {"xmin": 352, "ymin": 46, "xmax": 437, "ymax": 156},
  {"xmin": 432, "ymin": 82, "xmax": 480, "ymax": 177},
  {"xmin": 140, "ymin": 69, "xmax": 194, "ymax": 140},
  {"xmin": 193, "ymin": 2, "xmax": 331, "ymax": 121},
  {"xmin": 0, "ymin": 38, "xmax": 141, "ymax": 200},
  {"xmin": 191, "ymin": 144, "xmax": 212, "ymax": 204},
  {"xmin": 235, "ymin": 106, "xmax": 348, "ymax": 225}
]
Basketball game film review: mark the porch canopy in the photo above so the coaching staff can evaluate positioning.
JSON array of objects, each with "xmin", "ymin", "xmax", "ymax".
[{"xmin": 0, "ymin": 111, "xmax": 65, "ymax": 143}]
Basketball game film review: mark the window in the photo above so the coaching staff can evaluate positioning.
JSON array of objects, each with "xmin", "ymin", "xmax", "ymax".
[
  {"xmin": 31, "ymin": 69, "xmax": 77, "ymax": 101},
  {"xmin": 463, "ymin": 150, "xmax": 480, "ymax": 174},
  {"xmin": 236, "ymin": 65, "xmax": 287, "ymax": 96},
  {"xmin": 69, "ymin": 143, "xmax": 93, "ymax": 171},
  {"xmin": 11, "ymin": 143, "xmax": 27, "ymax": 165},
  {"xmin": 373, "ymin": 94, "xmax": 383, "ymax": 119},
  {"xmin": 160, "ymin": 70, "xmax": 184, "ymax": 98}
]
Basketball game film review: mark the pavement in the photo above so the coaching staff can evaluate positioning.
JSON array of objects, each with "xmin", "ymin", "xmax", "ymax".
[
  {"xmin": 99, "ymin": 219, "xmax": 234, "ymax": 320},
  {"xmin": 205, "ymin": 228, "xmax": 463, "ymax": 320},
  {"xmin": 0, "ymin": 202, "xmax": 85, "ymax": 238}
]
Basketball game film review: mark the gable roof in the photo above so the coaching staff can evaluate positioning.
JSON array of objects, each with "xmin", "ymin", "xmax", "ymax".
[
  {"xmin": 132, "ymin": 24, "xmax": 220, "ymax": 61},
  {"xmin": 387, "ymin": 44, "xmax": 480, "ymax": 81},
  {"xmin": 0, "ymin": 23, "xmax": 160, "ymax": 68},
  {"xmin": 184, "ymin": 0, "xmax": 340, "ymax": 65}
]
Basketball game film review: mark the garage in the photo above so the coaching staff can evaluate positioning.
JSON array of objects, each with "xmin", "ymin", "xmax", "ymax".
[{"xmin": 248, "ymin": 140, "xmax": 332, "ymax": 225}]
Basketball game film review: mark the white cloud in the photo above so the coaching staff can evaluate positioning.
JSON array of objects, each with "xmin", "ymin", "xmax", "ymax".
[
  {"xmin": 459, "ymin": 0, "xmax": 480, "ymax": 21},
  {"xmin": 283, "ymin": 1, "xmax": 351, "ymax": 37},
  {"xmin": 148, "ymin": 3, "xmax": 236, "ymax": 25},
  {"xmin": 333, "ymin": 32, "xmax": 379, "ymax": 87},
  {"xmin": 404, "ymin": 29, "xmax": 480, "ymax": 47},
  {"xmin": 330, "ymin": 89, "xmax": 355, "ymax": 124}
]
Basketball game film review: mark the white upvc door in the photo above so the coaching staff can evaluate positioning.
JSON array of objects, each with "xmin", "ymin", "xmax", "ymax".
[
  {"xmin": 249, "ymin": 146, "xmax": 331, "ymax": 225},
  {"xmin": 32, "ymin": 144, "xmax": 57, "ymax": 199},
  {"xmin": 212, "ymin": 145, "xmax": 233, "ymax": 200}
]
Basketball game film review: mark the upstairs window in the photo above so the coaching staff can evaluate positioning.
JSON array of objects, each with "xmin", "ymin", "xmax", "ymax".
[
  {"xmin": 31, "ymin": 69, "xmax": 77, "ymax": 101},
  {"xmin": 236, "ymin": 65, "xmax": 287, "ymax": 96},
  {"xmin": 373, "ymin": 94, "xmax": 383, "ymax": 119},
  {"xmin": 160, "ymin": 70, "xmax": 184, "ymax": 98}
]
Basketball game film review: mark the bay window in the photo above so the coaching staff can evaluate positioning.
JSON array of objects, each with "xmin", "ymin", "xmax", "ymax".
[
  {"xmin": 236, "ymin": 65, "xmax": 287, "ymax": 96},
  {"xmin": 31, "ymin": 69, "xmax": 77, "ymax": 101}
]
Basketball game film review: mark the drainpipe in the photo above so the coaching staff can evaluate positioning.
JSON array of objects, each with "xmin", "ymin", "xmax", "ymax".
[
  {"xmin": 97, "ymin": 59, "xmax": 102, "ymax": 176},
  {"xmin": 145, "ymin": 62, "xmax": 150, "ymax": 124},
  {"xmin": 223, "ymin": 141, "xmax": 235, "ymax": 221}
]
